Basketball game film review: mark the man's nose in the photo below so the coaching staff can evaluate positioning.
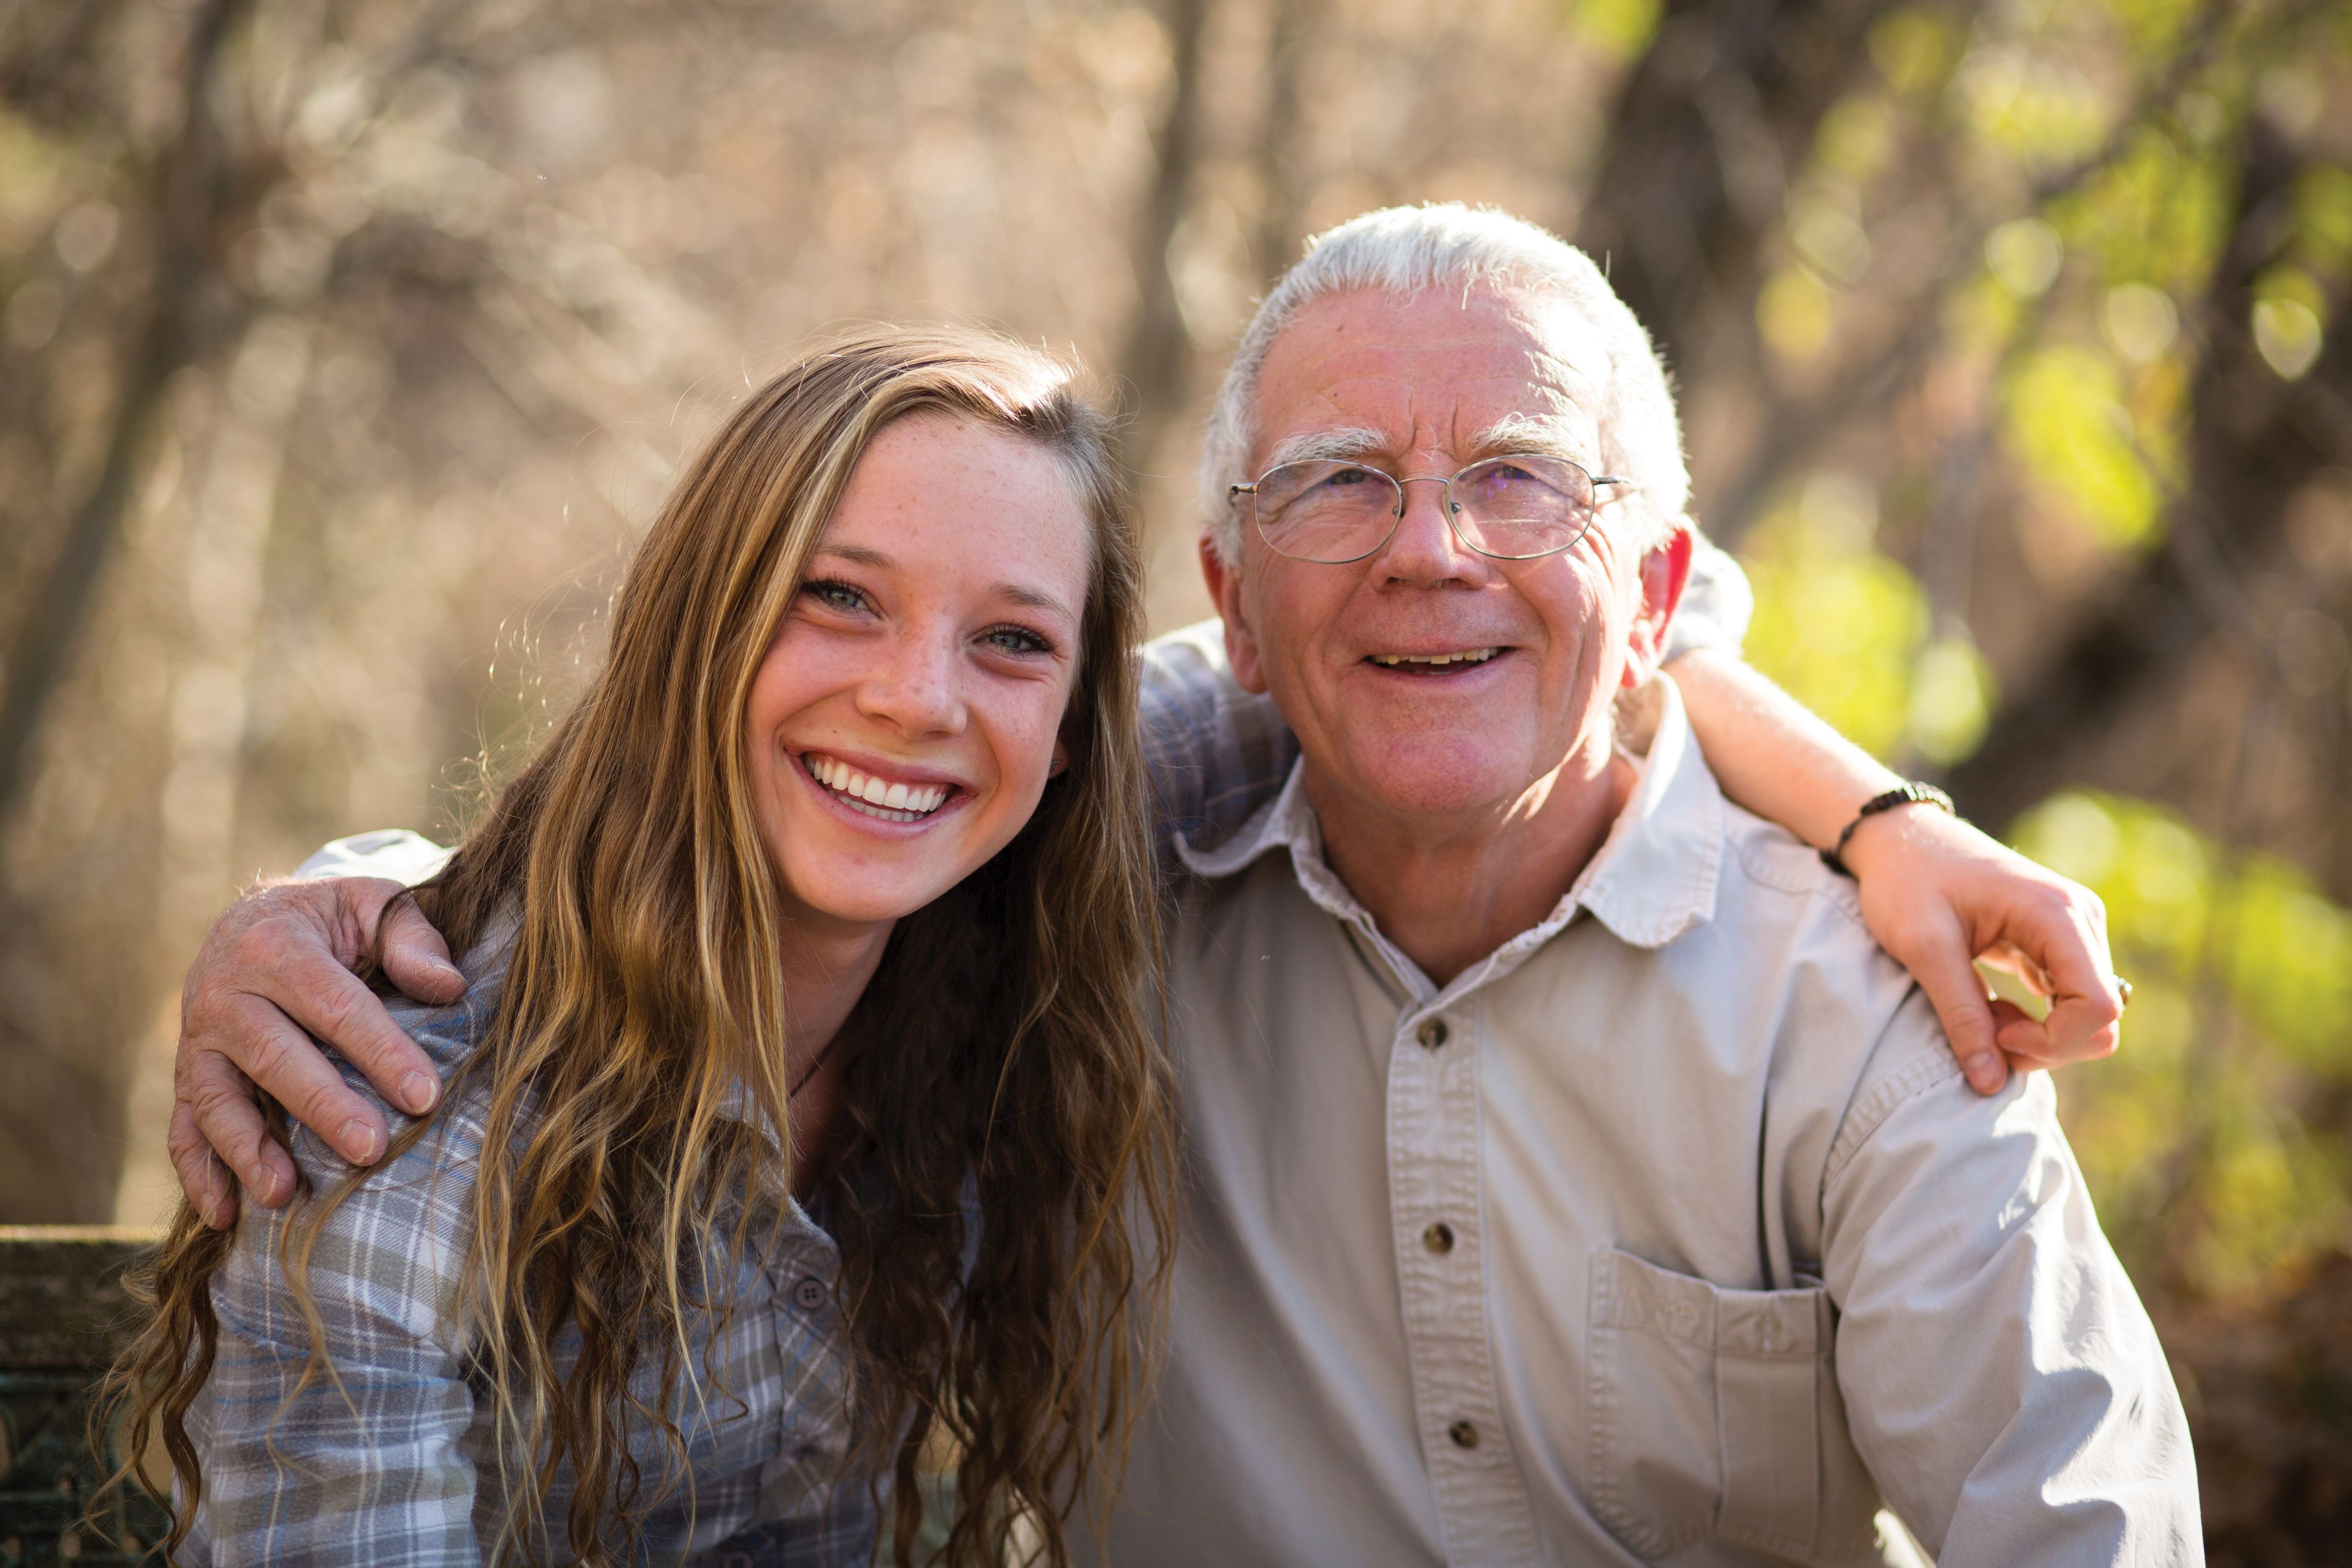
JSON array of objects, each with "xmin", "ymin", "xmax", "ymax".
[
  {"xmin": 1374, "ymin": 475, "xmax": 1487, "ymax": 584},
  {"xmin": 857, "ymin": 626, "xmax": 966, "ymax": 737}
]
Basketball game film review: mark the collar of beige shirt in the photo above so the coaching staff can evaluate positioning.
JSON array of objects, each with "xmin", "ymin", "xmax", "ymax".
[{"xmin": 1172, "ymin": 675, "xmax": 1730, "ymax": 998}]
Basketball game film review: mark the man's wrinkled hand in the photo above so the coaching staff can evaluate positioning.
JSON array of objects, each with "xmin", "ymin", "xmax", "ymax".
[
  {"xmin": 172, "ymin": 876, "xmax": 467, "ymax": 1228},
  {"xmin": 1841, "ymin": 807, "xmax": 2123, "ymax": 1096}
]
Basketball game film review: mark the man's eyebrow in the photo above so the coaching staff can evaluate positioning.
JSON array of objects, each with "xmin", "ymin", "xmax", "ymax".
[
  {"xmin": 1262, "ymin": 426, "xmax": 1388, "ymax": 470},
  {"xmin": 1468, "ymin": 414, "xmax": 1595, "ymax": 464}
]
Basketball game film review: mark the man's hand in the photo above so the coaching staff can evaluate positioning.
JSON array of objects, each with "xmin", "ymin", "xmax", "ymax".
[
  {"xmin": 1840, "ymin": 805, "xmax": 2124, "ymax": 1096},
  {"xmin": 172, "ymin": 877, "xmax": 468, "ymax": 1227}
]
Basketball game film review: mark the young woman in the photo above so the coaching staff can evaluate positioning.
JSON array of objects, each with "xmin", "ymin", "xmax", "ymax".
[{"xmin": 111, "ymin": 327, "xmax": 1174, "ymax": 1566}]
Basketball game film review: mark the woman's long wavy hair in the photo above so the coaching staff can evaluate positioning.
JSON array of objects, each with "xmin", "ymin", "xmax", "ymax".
[{"xmin": 107, "ymin": 326, "xmax": 1175, "ymax": 1566}]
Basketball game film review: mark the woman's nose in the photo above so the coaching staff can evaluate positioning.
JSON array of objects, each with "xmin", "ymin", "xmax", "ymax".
[{"xmin": 856, "ymin": 628, "xmax": 965, "ymax": 737}]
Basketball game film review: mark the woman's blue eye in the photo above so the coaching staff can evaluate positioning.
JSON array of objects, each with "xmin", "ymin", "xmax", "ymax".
[
  {"xmin": 804, "ymin": 579, "xmax": 868, "ymax": 613},
  {"xmin": 984, "ymin": 625, "xmax": 1052, "ymax": 656}
]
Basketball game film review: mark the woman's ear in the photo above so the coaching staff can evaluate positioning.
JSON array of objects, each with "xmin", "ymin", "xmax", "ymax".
[{"xmin": 1049, "ymin": 739, "xmax": 1071, "ymax": 777}]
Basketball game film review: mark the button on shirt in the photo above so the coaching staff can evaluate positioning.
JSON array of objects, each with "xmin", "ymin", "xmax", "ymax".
[{"xmin": 1098, "ymin": 644, "xmax": 2199, "ymax": 1567}]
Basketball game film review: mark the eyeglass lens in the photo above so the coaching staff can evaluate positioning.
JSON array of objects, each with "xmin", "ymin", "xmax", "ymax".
[{"xmin": 1251, "ymin": 455, "xmax": 1600, "ymax": 563}]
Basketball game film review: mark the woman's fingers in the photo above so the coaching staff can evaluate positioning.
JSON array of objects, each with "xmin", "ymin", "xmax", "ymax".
[
  {"xmin": 1895, "ymin": 913, "xmax": 2011, "ymax": 1095},
  {"xmin": 1993, "ymin": 886, "xmax": 2124, "ymax": 1068}
]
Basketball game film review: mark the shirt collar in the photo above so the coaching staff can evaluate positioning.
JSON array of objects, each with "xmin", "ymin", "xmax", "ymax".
[{"xmin": 1174, "ymin": 677, "xmax": 1726, "ymax": 993}]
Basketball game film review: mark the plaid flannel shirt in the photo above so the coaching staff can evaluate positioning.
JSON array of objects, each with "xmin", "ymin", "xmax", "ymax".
[{"xmin": 186, "ymin": 926, "xmax": 883, "ymax": 1567}]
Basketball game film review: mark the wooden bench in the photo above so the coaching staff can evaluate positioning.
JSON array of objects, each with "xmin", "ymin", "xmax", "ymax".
[{"xmin": 0, "ymin": 1227, "xmax": 168, "ymax": 1566}]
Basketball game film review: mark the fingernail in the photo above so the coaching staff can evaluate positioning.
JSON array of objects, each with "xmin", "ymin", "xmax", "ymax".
[
  {"xmin": 1964, "ymin": 1055, "xmax": 2000, "ymax": 1091},
  {"xmin": 249, "ymin": 1166, "xmax": 281, "ymax": 1204},
  {"xmin": 341, "ymin": 1118, "xmax": 381, "ymax": 1162},
  {"xmin": 399, "ymin": 1071, "xmax": 439, "ymax": 1114}
]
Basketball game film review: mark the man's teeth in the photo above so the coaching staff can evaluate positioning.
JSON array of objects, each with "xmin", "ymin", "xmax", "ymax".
[
  {"xmin": 1368, "ymin": 647, "xmax": 1501, "ymax": 668},
  {"xmin": 805, "ymin": 755, "xmax": 951, "ymax": 820}
]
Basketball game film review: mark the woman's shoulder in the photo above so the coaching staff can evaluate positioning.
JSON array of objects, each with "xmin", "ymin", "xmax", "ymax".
[{"xmin": 214, "ymin": 919, "xmax": 521, "ymax": 1336}]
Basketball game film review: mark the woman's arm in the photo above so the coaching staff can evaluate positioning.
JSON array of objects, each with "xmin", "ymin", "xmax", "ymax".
[
  {"xmin": 1668, "ymin": 647, "xmax": 2124, "ymax": 1093},
  {"xmin": 195, "ymin": 1031, "xmax": 486, "ymax": 1562}
]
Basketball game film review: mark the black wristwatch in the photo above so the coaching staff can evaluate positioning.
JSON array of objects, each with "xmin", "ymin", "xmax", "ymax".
[{"xmin": 1820, "ymin": 782, "xmax": 1956, "ymax": 878}]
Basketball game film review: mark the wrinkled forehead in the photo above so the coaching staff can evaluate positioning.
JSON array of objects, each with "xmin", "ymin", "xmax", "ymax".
[{"xmin": 1251, "ymin": 286, "xmax": 1610, "ymax": 467}]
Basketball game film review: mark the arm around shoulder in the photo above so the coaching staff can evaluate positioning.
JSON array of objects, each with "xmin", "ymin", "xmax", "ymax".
[{"xmin": 1819, "ymin": 992, "xmax": 2200, "ymax": 1566}]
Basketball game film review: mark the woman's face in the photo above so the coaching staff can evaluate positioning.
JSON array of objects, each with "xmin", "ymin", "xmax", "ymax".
[{"xmin": 745, "ymin": 412, "xmax": 1094, "ymax": 932}]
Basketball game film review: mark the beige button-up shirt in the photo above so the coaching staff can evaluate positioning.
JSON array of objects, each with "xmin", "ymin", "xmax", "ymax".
[{"xmin": 1093, "ymin": 656, "xmax": 2198, "ymax": 1567}]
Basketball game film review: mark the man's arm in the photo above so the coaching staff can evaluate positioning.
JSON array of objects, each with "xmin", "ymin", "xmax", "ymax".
[
  {"xmin": 172, "ymin": 833, "xmax": 461, "ymax": 1226},
  {"xmin": 1820, "ymin": 998, "xmax": 2201, "ymax": 1564}
]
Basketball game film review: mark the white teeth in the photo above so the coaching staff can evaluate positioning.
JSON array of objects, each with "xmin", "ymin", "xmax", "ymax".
[
  {"xmin": 802, "ymin": 754, "xmax": 954, "ymax": 821},
  {"xmin": 1370, "ymin": 647, "xmax": 1500, "ymax": 668}
]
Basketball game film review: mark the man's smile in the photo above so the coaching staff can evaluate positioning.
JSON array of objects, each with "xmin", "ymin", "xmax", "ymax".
[{"xmin": 1365, "ymin": 646, "xmax": 1503, "ymax": 673}]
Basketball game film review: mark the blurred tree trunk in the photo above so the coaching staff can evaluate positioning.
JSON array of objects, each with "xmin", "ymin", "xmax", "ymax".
[
  {"xmin": 1576, "ymin": 0, "xmax": 1896, "ymax": 539},
  {"xmin": 1249, "ymin": 0, "xmax": 1321, "ymax": 290},
  {"xmin": 1118, "ymin": 0, "xmax": 1212, "ymax": 477},
  {"xmin": 1945, "ymin": 121, "xmax": 2351, "ymax": 863},
  {"xmin": 0, "ymin": 0, "xmax": 252, "ymax": 832}
]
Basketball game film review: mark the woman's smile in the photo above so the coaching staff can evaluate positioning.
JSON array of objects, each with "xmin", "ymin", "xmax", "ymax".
[{"xmin": 797, "ymin": 748, "xmax": 967, "ymax": 826}]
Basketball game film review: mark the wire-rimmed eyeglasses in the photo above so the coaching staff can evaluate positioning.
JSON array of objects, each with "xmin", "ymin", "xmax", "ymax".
[{"xmin": 1229, "ymin": 453, "xmax": 1633, "ymax": 564}]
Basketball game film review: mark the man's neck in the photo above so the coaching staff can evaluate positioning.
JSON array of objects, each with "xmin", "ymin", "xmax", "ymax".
[{"xmin": 1307, "ymin": 736, "xmax": 1634, "ymax": 987}]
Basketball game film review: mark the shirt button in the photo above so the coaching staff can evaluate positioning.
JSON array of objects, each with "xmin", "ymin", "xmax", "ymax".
[
  {"xmin": 1448, "ymin": 1419, "xmax": 1479, "ymax": 1449},
  {"xmin": 1423, "ymin": 1221, "xmax": 1455, "ymax": 1254},
  {"xmin": 1416, "ymin": 1017, "xmax": 1450, "ymax": 1050},
  {"xmin": 791, "ymin": 1276, "xmax": 827, "ymax": 1311}
]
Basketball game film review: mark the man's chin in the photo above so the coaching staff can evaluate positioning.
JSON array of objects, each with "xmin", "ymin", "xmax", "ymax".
[{"xmin": 1311, "ymin": 742, "xmax": 1540, "ymax": 822}]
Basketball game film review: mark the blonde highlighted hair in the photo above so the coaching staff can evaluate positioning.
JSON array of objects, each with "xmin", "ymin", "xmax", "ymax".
[{"xmin": 108, "ymin": 326, "xmax": 1175, "ymax": 1566}]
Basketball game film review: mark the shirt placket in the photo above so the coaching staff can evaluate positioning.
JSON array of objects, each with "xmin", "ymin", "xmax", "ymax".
[{"xmin": 1385, "ymin": 987, "xmax": 1544, "ymax": 1567}]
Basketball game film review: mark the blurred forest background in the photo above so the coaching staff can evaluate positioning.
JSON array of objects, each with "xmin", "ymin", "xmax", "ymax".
[{"xmin": 1, "ymin": 0, "xmax": 2348, "ymax": 1553}]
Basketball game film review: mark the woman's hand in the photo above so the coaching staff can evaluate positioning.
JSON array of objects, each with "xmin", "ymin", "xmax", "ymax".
[
  {"xmin": 1839, "ymin": 804, "xmax": 2124, "ymax": 1094},
  {"xmin": 172, "ymin": 877, "xmax": 466, "ymax": 1227},
  {"xmin": 1664, "ymin": 649, "xmax": 2124, "ymax": 1096}
]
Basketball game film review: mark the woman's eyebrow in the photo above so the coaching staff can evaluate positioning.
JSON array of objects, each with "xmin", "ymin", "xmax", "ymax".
[
  {"xmin": 815, "ymin": 543, "xmax": 894, "ymax": 570},
  {"xmin": 991, "ymin": 582, "xmax": 1077, "ymax": 620}
]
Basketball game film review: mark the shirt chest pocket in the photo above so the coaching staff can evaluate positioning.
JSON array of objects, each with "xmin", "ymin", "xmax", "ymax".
[{"xmin": 1586, "ymin": 1246, "xmax": 1883, "ymax": 1564}]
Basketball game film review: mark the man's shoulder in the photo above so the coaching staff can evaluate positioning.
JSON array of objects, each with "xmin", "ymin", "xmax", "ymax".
[{"xmin": 1692, "ymin": 802, "xmax": 1962, "ymax": 1138}]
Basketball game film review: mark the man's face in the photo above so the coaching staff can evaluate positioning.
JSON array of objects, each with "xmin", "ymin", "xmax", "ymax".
[{"xmin": 1203, "ymin": 285, "xmax": 1689, "ymax": 828}]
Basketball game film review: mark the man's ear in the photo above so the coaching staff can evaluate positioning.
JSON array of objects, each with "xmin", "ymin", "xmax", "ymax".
[
  {"xmin": 1621, "ymin": 524, "xmax": 1695, "ymax": 689},
  {"xmin": 1198, "ymin": 532, "xmax": 1270, "ymax": 695}
]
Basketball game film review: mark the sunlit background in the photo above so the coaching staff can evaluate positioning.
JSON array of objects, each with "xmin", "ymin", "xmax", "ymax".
[{"xmin": 2, "ymin": 0, "xmax": 2347, "ymax": 1554}]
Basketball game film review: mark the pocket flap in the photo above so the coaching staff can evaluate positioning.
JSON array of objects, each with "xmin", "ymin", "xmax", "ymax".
[{"xmin": 1591, "ymin": 1247, "xmax": 1826, "ymax": 1359}]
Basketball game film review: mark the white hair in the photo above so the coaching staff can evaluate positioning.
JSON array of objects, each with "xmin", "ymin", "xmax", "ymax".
[{"xmin": 1199, "ymin": 203, "xmax": 1691, "ymax": 564}]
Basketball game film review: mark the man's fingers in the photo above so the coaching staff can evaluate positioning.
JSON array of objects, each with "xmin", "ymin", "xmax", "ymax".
[
  {"xmin": 380, "ymin": 898, "xmax": 467, "ymax": 1006},
  {"xmin": 257, "ymin": 940, "xmax": 439, "ymax": 1116},
  {"xmin": 1905, "ymin": 928, "xmax": 2010, "ymax": 1096},
  {"xmin": 176, "ymin": 1044, "xmax": 304, "ymax": 1204},
  {"xmin": 203, "ymin": 993, "xmax": 390, "ymax": 1166},
  {"xmin": 168, "ymin": 1098, "xmax": 238, "ymax": 1229}
]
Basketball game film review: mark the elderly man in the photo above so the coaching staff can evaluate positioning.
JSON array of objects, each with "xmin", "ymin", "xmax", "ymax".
[{"xmin": 170, "ymin": 207, "xmax": 2190, "ymax": 1564}]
